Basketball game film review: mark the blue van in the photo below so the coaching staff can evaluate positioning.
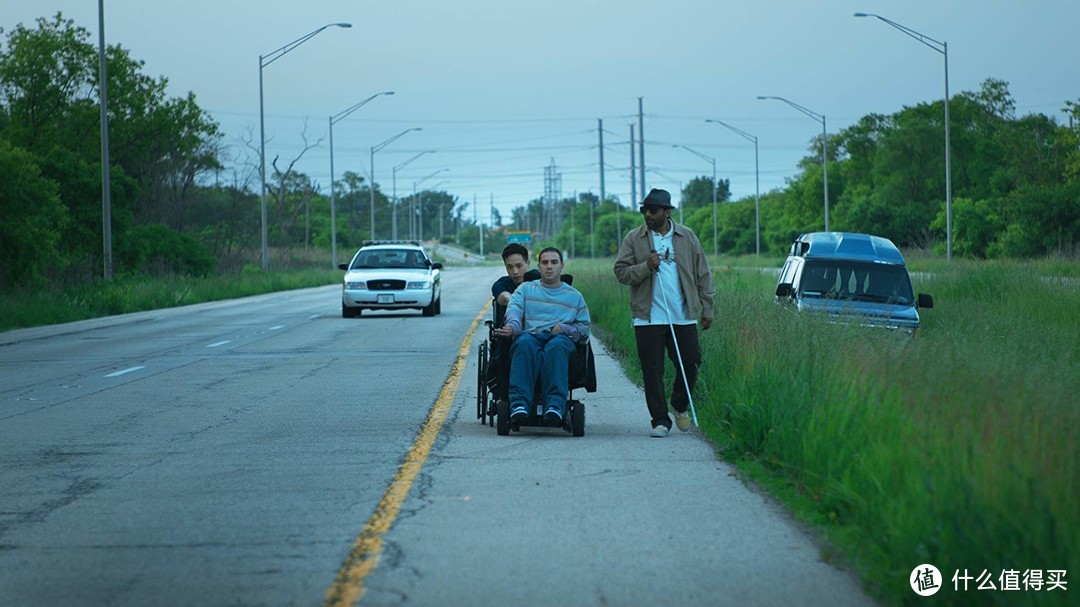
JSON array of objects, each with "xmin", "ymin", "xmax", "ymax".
[{"xmin": 774, "ymin": 232, "xmax": 934, "ymax": 336}]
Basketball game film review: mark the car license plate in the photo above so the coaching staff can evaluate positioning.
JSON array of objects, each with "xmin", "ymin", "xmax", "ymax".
[{"xmin": 377, "ymin": 294, "xmax": 394, "ymax": 304}]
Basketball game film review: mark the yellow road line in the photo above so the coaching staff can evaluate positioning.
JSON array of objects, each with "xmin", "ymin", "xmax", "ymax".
[{"xmin": 324, "ymin": 302, "xmax": 491, "ymax": 606}]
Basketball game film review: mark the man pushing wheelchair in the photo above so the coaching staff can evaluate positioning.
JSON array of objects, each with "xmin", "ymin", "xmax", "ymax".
[{"xmin": 493, "ymin": 246, "xmax": 591, "ymax": 428}]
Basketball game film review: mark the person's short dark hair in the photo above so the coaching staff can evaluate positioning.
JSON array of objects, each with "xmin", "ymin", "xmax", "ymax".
[
  {"xmin": 502, "ymin": 243, "xmax": 529, "ymax": 262},
  {"xmin": 538, "ymin": 246, "xmax": 563, "ymax": 263}
]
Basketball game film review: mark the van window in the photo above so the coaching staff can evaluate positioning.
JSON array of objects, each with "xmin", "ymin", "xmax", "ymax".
[
  {"xmin": 779, "ymin": 259, "xmax": 799, "ymax": 286},
  {"xmin": 799, "ymin": 260, "xmax": 914, "ymax": 305}
]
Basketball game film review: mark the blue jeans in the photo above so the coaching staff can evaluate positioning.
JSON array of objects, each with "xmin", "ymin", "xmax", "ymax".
[{"xmin": 508, "ymin": 332, "xmax": 575, "ymax": 417}]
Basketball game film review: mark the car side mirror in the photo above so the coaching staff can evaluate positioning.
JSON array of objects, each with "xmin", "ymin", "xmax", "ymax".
[
  {"xmin": 338, "ymin": 263, "xmax": 349, "ymax": 271},
  {"xmin": 917, "ymin": 293, "xmax": 934, "ymax": 309},
  {"xmin": 431, "ymin": 262, "xmax": 443, "ymax": 270},
  {"xmin": 775, "ymin": 283, "xmax": 793, "ymax": 298}
]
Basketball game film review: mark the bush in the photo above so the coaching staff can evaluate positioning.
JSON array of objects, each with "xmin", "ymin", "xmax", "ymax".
[{"xmin": 116, "ymin": 223, "xmax": 216, "ymax": 276}]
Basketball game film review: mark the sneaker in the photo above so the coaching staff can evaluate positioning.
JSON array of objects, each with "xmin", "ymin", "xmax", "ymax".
[
  {"xmin": 510, "ymin": 406, "xmax": 528, "ymax": 423},
  {"xmin": 650, "ymin": 425, "xmax": 670, "ymax": 438},
  {"xmin": 543, "ymin": 408, "xmax": 563, "ymax": 426},
  {"xmin": 675, "ymin": 411, "xmax": 691, "ymax": 432}
]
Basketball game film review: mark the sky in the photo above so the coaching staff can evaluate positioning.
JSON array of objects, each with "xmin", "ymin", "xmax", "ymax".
[{"xmin": 3, "ymin": 0, "xmax": 1079, "ymax": 227}]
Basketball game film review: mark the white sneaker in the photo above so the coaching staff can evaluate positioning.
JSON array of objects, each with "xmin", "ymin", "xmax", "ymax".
[
  {"xmin": 650, "ymin": 425, "xmax": 669, "ymax": 438},
  {"xmin": 675, "ymin": 411, "xmax": 691, "ymax": 432}
]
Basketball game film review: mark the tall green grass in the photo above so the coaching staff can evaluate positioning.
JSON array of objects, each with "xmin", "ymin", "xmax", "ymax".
[
  {"xmin": 572, "ymin": 258, "xmax": 1079, "ymax": 606},
  {"xmin": 0, "ymin": 268, "xmax": 341, "ymax": 332}
]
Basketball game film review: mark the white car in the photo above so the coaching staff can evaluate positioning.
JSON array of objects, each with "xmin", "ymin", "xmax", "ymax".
[{"xmin": 339, "ymin": 241, "xmax": 443, "ymax": 317}]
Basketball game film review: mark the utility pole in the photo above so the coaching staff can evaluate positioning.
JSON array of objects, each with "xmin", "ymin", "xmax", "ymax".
[
  {"xmin": 570, "ymin": 191, "xmax": 576, "ymax": 259},
  {"xmin": 98, "ymin": 0, "xmax": 113, "ymax": 279},
  {"xmin": 638, "ymin": 97, "xmax": 646, "ymax": 198},
  {"xmin": 596, "ymin": 118, "xmax": 604, "ymax": 258},
  {"xmin": 629, "ymin": 124, "xmax": 637, "ymax": 207}
]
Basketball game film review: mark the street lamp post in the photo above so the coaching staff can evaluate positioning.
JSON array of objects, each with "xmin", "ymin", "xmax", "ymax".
[
  {"xmin": 413, "ymin": 168, "xmax": 449, "ymax": 241},
  {"xmin": 369, "ymin": 127, "xmax": 421, "ymax": 240},
  {"xmin": 259, "ymin": 22, "xmax": 351, "ymax": 271},
  {"xmin": 673, "ymin": 144, "xmax": 718, "ymax": 256},
  {"xmin": 393, "ymin": 151, "xmax": 433, "ymax": 240},
  {"xmin": 855, "ymin": 12, "xmax": 952, "ymax": 260},
  {"xmin": 706, "ymin": 118, "xmax": 760, "ymax": 255},
  {"xmin": 329, "ymin": 91, "xmax": 393, "ymax": 267},
  {"xmin": 757, "ymin": 95, "xmax": 829, "ymax": 231}
]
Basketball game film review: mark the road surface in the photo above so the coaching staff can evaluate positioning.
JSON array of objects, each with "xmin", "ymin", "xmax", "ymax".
[{"xmin": 0, "ymin": 266, "xmax": 874, "ymax": 606}]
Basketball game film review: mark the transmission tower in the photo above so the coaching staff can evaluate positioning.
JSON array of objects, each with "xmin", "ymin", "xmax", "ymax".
[{"xmin": 543, "ymin": 158, "xmax": 562, "ymax": 237}]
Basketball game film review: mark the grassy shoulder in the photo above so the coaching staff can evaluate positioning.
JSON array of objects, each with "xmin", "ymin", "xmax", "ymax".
[
  {"xmin": 0, "ymin": 268, "xmax": 341, "ymax": 333},
  {"xmin": 570, "ymin": 256, "xmax": 1079, "ymax": 607}
]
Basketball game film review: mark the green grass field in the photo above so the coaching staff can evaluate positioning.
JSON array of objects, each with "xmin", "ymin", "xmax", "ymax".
[{"xmin": 571, "ymin": 257, "xmax": 1078, "ymax": 606}]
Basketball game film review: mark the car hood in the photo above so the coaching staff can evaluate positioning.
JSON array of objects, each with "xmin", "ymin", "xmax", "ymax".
[
  {"xmin": 796, "ymin": 297, "xmax": 920, "ymax": 330},
  {"xmin": 344, "ymin": 268, "xmax": 436, "ymax": 281}
]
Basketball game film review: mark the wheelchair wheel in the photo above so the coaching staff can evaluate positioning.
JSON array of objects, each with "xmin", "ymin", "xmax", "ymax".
[
  {"xmin": 570, "ymin": 400, "xmax": 585, "ymax": 437},
  {"xmin": 496, "ymin": 398, "xmax": 510, "ymax": 436},
  {"xmin": 476, "ymin": 340, "xmax": 488, "ymax": 422}
]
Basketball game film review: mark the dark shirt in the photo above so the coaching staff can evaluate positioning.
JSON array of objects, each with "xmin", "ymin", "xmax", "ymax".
[{"xmin": 492, "ymin": 269, "xmax": 541, "ymax": 326}]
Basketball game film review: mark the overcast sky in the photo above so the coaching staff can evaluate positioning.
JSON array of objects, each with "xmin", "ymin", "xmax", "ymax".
[{"xmin": 4, "ymin": 0, "xmax": 1079, "ymax": 225}]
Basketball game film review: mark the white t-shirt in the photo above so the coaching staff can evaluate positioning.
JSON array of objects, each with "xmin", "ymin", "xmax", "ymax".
[{"xmin": 633, "ymin": 222, "xmax": 695, "ymax": 327}]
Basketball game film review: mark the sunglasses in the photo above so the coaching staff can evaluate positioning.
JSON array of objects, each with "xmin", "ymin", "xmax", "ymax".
[{"xmin": 640, "ymin": 205, "xmax": 666, "ymax": 215}]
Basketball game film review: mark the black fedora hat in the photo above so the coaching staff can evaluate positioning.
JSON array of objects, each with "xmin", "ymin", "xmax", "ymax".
[{"xmin": 640, "ymin": 188, "xmax": 674, "ymax": 208}]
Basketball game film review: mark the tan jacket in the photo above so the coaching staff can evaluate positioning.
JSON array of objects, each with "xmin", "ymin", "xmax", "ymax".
[{"xmin": 613, "ymin": 221, "xmax": 715, "ymax": 322}]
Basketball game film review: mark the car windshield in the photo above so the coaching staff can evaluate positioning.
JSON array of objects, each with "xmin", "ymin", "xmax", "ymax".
[
  {"xmin": 798, "ymin": 260, "xmax": 914, "ymax": 305},
  {"xmin": 351, "ymin": 249, "xmax": 428, "ymax": 269}
]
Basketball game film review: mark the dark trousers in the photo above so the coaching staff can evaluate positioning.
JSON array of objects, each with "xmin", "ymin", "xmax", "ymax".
[{"xmin": 634, "ymin": 324, "xmax": 701, "ymax": 430}]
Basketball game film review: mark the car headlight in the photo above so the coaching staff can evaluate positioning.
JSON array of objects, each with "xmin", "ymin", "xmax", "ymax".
[
  {"xmin": 407, "ymin": 281, "xmax": 431, "ymax": 290},
  {"xmin": 345, "ymin": 281, "xmax": 366, "ymax": 289}
]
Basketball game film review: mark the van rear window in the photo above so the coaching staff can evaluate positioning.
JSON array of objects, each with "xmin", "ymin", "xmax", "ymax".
[{"xmin": 799, "ymin": 260, "xmax": 914, "ymax": 305}]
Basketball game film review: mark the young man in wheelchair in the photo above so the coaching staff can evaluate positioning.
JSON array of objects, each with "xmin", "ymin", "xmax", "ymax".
[{"xmin": 493, "ymin": 247, "xmax": 591, "ymax": 426}]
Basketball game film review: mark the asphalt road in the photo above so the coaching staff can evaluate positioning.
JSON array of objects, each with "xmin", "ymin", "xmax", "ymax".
[{"xmin": 0, "ymin": 266, "xmax": 875, "ymax": 606}]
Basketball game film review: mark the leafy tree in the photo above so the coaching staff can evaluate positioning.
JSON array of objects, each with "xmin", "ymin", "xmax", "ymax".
[
  {"xmin": 0, "ymin": 141, "xmax": 67, "ymax": 286},
  {"xmin": 680, "ymin": 176, "xmax": 730, "ymax": 210},
  {"xmin": 116, "ymin": 223, "xmax": 215, "ymax": 276},
  {"xmin": 0, "ymin": 12, "xmax": 222, "ymax": 284}
]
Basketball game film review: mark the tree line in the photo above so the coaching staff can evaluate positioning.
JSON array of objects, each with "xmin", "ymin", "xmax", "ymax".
[
  {"xmin": 538, "ymin": 78, "xmax": 1080, "ymax": 260},
  {"xmin": 2, "ymin": 14, "xmax": 1077, "ymax": 291}
]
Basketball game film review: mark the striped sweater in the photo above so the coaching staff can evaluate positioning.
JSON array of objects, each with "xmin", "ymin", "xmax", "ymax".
[{"xmin": 504, "ymin": 280, "xmax": 591, "ymax": 342}]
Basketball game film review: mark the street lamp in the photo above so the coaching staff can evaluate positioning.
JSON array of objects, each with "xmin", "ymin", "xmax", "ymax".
[
  {"xmin": 329, "ymin": 90, "xmax": 393, "ymax": 267},
  {"xmin": 855, "ymin": 12, "xmax": 952, "ymax": 260},
  {"xmin": 369, "ymin": 127, "xmax": 421, "ymax": 240},
  {"xmin": 426, "ymin": 180, "xmax": 450, "ymax": 240},
  {"xmin": 757, "ymin": 95, "xmax": 829, "ymax": 231},
  {"xmin": 706, "ymin": 118, "xmax": 760, "ymax": 256},
  {"xmin": 393, "ymin": 151, "xmax": 433, "ymax": 240},
  {"xmin": 673, "ymin": 144, "xmax": 718, "ymax": 256},
  {"xmin": 259, "ymin": 22, "xmax": 351, "ymax": 271},
  {"xmin": 413, "ymin": 168, "xmax": 450, "ymax": 241}
]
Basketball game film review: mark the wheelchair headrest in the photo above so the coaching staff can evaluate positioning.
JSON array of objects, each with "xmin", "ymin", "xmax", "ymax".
[{"xmin": 522, "ymin": 269, "xmax": 573, "ymax": 286}]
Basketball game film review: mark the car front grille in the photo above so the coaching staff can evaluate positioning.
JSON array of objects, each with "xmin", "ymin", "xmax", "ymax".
[{"xmin": 369, "ymin": 279, "xmax": 406, "ymax": 291}]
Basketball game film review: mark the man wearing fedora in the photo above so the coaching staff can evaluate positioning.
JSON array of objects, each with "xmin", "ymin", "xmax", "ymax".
[{"xmin": 614, "ymin": 188, "xmax": 715, "ymax": 437}]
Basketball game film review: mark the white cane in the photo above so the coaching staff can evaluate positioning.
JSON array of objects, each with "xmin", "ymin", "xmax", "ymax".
[{"xmin": 654, "ymin": 270, "xmax": 699, "ymax": 427}]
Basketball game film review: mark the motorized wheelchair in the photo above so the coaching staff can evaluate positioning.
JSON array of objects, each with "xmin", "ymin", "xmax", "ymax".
[{"xmin": 476, "ymin": 274, "xmax": 597, "ymax": 437}]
